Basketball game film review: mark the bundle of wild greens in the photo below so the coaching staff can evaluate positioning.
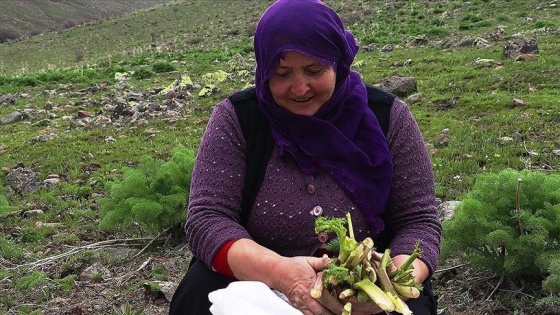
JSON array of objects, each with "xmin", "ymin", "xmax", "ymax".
[{"xmin": 311, "ymin": 213, "xmax": 422, "ymax": 315}]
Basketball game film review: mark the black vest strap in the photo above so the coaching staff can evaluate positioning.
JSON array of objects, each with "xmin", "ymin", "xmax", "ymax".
[{"xmin": 230, "ymin": 85, "xmax": 395, "ymax": 226}]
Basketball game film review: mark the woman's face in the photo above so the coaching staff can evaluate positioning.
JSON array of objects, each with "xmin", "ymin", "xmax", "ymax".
[{"xmin": 268, "ymin": 51, "xmax": 336, "ymax": 116}]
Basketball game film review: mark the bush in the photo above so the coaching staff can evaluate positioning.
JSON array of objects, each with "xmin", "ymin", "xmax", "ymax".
[
  {"xmin": 0, "ymin": 194, "xmax": 16, "ymax": 215},
  {"xmin": 99, "ymin": 146, "xmax": 195, "ymax": 235},
  {"xmin": 75, "ymin": 49, "xmax": 85, "ymax": 62},
  {"xmin": 152, "ymin": 61, "xmax": 176, "ymax": 73},
  {"xmin": 0, "ymin": 29, "xmax": 21, "ymax": 43},
  {"xmin": 132, "ymin": 68, "xmax": 154, "ymax": 79},
  {"xmin": 0, "ymin": 236, "xmax": 24, "ymax": 260},
  {"xmin": 534, "ymin": 20, "xmax": 558, "ymax": 28},
  {"xmin": 16, "ymin": 270, "xmax": 48, "ymax": 291},
  {"xmin": 441, "ymin": 169, "xmax": 560, "ymax": 293},
  {"xmin": 62, "ymin": 20, "xmax": 76, "ymax": 29}
]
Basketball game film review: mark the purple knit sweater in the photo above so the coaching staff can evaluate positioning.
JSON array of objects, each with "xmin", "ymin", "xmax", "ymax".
[{"xmin": 185, "ymin": 97, "xmax": 442, "ymax": 274}]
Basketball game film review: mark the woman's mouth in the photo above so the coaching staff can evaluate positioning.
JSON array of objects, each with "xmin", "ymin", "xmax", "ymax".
[{"xmin": 292, "ymin": 97, "xmax": 312, "ymax": 103}]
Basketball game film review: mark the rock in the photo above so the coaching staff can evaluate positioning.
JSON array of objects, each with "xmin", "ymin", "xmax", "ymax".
[
  {"xmin": 504, "ymin": 37, "xmax": 538, "ymax": 58},
  {"xmin": 34, "ymin": 221, "xmax": 62, "ymax": 229},
  {"xmin": 125, "ymin": 92, "xmax": 144, "ymax": 102},
  {"xmin": 514, "ymin": 53, "xmax": 539, "ymax": 61},
  {"xmin": 378, "ymin": 75, "xmax": 417, "ymax": 96},
  {"xmin": 43, "ymin": 174, "xmax": 62, "ymax": 189},
  {"xmin": 24, "ymin": 209, "xmax": 45, "ymax": 218},
  {"xmin": 471, "ymin": 58, "xmax": 503, "ymax": 68},
  {"xmin": 76, "ymin": 110, "xmax": 90, "ymax": 118},
  {"xmin": 144, "ymin": 281, "xmax": 177, "ymax": 302},
  {"xmin": 437, "ymin": 201, "xmax": 460, "ymax": 222},
  {"xmin": 6, "ymin": 167, "xmax": 42, "ymax": 193},
  {"xmin": 380, "ymin": 44, "xmax": 395, "ymax": 52},
  {"xmin": 0, "ymin": 111, "xmax": 24, "ymax": 124},
  {"xmin": 0, "ymin": 94, "xmax": 16, "ymax": 106},
  {"xmin": 498, "ymin": 136, "xmax": 514, "ymax": 143},
  {"xmin": 362, "ymin": 43, "xmax": 378, "ymax": 52},
  {"xmin": 407, "ymin": 34, "xmax": 428, "ymax": 46},
  {"xmin": 433, "ymin": 133, "xmax": 450, "ymax": 147},
  {"xmin": 80, "ymin": 262, "xmax": 112, "ymax": 281},
  {"xmin": 30, "ymin": 119, "xmax": 52, "ymax": 127},
  {"xmin": 407, "ymin": 93, "xmax": 423, "ymax": 104},
  {"xmin": 29, "ymin": 133, "xmax": 57, "ymax": 143},
  {"xmin": 512, "ymin": 98, "xmax": 525, "ymax": 106}
]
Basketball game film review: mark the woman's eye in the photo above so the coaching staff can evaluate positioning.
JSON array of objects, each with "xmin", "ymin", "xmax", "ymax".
[
  {"xmin": 274, "ymin": 72, "xmax": 289, "ymax": 78},
  {"xmin": 306, "ymin": 68, "xmax": 324, "ymax": 76}
]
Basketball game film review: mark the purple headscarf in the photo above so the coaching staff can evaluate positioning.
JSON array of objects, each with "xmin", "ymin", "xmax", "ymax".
[{"xmin": 253, "ymin": 0, "xmax": 392, "ymax": 232}]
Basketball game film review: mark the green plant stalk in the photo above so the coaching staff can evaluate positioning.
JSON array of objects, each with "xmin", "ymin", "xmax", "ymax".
[
  {"xmin": 341, "ymin": 302, "xmax": 352, "ymax": 315},
  {"xmin": 346, "ymin": 212, "xmax": 355, "ymax": 240},
  {"xmin": 380, "ymin": 248, "xmax": 392, "ymax": 269},
  {"xmin": 376, "ymin": 261, "xmax": 399, "ymax": 297},
  {"xmin": 353, "ymin": 278, "xmax": 395, "ymax": 312},
  {"xmin": 339, "ymin": 288, "xmax": 356, "ymax": 299},
  {"xmin": 386, "ymin": 292, "xmax": 413, "ymax": 315},
  {"xmin": 392, "ymin": 282, "xmax": 421, "ymax": 299},
  {"xmin": 314, "ymin": 215, "xmax": 358, "ymax": 264},
  {"xmin": 310, "ymin": 271, "xmax": 324, "ymax": 299},
  {"xmin": 389, "ymin": 241, "xmax": 422, "ymax": 279},
  {"xmin": 343, "ymin": 237, "xmax": 374, "ymax": 269}
]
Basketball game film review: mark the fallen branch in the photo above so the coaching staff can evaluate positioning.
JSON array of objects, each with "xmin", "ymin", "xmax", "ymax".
[
  {"xmin": 131, "ymin": 226, "xmax": 171, "ymax": 259},
  {"xmin": 435, "ymin": 262, "xmax": 470, "ymax": 274},
  {"xmin": 115, "ymin": 256, "xmax": 153, "ymax": 285},
  {"xmin": 7, "ymin": 237, "xmax": 156, "ymax": 271},
  {"xmin": 485, "ymin": 271, "xmax": 505, "ymax": 301}
]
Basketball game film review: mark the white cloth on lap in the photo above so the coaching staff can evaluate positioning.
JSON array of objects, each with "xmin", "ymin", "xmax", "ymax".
[{"xmin": 208, "ymin": 281, "xmax": 303, "ymax": 315}]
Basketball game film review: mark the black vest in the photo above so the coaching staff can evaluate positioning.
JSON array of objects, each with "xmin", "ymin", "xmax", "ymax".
[{"xmin": 229, "ymin": 84, "xmax": 395, "ymax": 226}]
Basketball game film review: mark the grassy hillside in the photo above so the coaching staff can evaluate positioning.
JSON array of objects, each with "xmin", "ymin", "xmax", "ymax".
[
  {"xmin": 0, "ymin": 0, "xmax": 559, "ymax": 314},
  {"xmin": 0, "ymin": 1, "xmax": 269, "ymax": 77},
  {"xmin": 0, "ymin": 0, "xmax": 175, "ymax": 39}
]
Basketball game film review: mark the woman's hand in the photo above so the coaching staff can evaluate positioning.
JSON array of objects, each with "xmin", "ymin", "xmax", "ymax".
[
  {"xmin": 391, "ymin": 254, "xmax": 429, "ymax": 286},
  {"xmin": 226, "ymin": 239, "xmax": 339, "ymax": 315},
  {"xmin": 272, "ymin": 255, "xmax": 342, "ymax": 315}
]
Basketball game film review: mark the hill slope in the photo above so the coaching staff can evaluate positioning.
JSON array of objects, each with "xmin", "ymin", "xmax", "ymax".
[{"xmin": 0, "ymin": 0, "xmax": 175, "ymax": 39}]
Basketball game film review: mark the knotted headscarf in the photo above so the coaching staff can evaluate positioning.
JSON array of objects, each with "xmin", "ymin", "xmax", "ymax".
[{"xmin": 253, "ymin": 0, "xmax": 393, "ymax": 232}]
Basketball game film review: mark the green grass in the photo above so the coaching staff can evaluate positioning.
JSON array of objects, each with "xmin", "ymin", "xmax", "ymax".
[{"xmin": 0, "ymin": 0, "xmax": 559, "ymax": 313}]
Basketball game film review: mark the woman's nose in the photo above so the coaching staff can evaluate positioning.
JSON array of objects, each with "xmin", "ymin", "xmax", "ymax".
[{"xmin": 290, "ymin": 75, "xmax": 310, "ymax": 96}]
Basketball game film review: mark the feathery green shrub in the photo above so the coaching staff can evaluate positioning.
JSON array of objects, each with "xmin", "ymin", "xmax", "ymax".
[
  {"xmin": 0, "ymin": 194, "xmax": 16, "ymax": 215},
  {"xmin": 132, "ymin": 68, "xmax": 154, "ymax": 79},
  {"xmin": 441, "ymin": 169, "xmax": 560, "ymax": 293},
  {"xmin": 152, "ymin": 61, "xmax": 176, "ymax": 73},
  {"xmin": 99, "ymin": 146, "xmax": 195, "ymax": 235}
]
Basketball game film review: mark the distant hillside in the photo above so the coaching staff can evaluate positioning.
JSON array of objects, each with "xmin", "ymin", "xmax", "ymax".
[{"xmin": 0, "ymin": 0, "xmax": 175, "ymax": 41}]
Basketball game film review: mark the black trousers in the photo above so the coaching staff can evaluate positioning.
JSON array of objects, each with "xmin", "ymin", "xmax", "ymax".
[{"xmin": 169, "ymin": 259, "xmax": 437, "ymax": 315}]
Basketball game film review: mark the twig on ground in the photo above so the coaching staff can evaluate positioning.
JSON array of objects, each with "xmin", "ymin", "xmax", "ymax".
[
  {"xmin": 0, "ymin": 255, "xmax": 17, "ymax": 268},
  {"xmin": 131, "ymin": 227, "xmax": 170, "ymax": 259},
  {"xmin": 115, "ymin": 256, "xmax": 153, "ymax": 286},
  {"xmin": 498, "ymin": 288, "xmax": 536, "ymax": 299},
  {"xmin": 435, "ymin": 262, "xmax": 470, "ymax": 273},
  {"xmin": 485, "ymin": 271, "xmax": 505, "ymax": 301},
  {"xmin": 7, "ymin": 238, "xmax": 154, "ymax": 270}
]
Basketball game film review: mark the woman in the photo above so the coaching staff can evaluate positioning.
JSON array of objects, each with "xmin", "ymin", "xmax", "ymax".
[{"xmin": 170, "ymin": 1, "xmax": 441, "ymax": 314}]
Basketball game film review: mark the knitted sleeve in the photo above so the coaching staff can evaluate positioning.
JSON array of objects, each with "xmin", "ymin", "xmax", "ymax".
[
  {"xmin": 384, "ymin": 98, "xmax": 442, "ymax": 275},
  {"xmin": 184, "ymin": 99, "xmax": 252, "ymax": 267}
]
